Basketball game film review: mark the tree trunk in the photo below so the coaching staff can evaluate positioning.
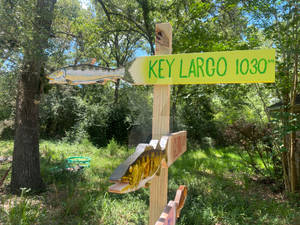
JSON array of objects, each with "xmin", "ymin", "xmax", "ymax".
[
  {"xmin": 114, "ymin": 79, "xmax": 120, "ymax": 104},
  {"xmin": 10, "ymin": 0, "xmax": 56, "ymax": 193},
  {"xmin": 280, "ymin": 94, "xmax": 291, "ymax": 191},
  {"xmin": 290, "ymin": 61, "xmax": 299, "ymax": 193},
  {"xmin": 11, "ymin": 62, "xmax": 44, "ymax": 193},
  {"xmin": 289, "ymin": 1, "xmax": 299, "ymax": 192}
]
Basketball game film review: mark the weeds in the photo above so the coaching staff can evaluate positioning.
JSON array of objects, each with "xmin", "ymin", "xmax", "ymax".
[
  {"xmin": 8, "ymin": 188, "xmax": 43, "ymax": 225},
  {"xmin": 0, "ymin": 140, "xmax": 299, "ymax": 224}
]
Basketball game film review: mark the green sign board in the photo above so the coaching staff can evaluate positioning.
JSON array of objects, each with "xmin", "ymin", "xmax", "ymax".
[{"xmin": 129, "ymin": 49, "xmax": 275, "ymax": 85}]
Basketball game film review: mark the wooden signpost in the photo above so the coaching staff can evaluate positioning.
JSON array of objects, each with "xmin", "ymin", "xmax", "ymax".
[
  {"xmin": 106, "ymin": 23, "xmax": 275, "ymax": 225},
  {"xmin": 149, "ymin": 23, "xmax": 172, "ymax": 225},
  {"xmin": 47, "ymin": 22, "xmax": 275, "ymax": 225},
  {"xmin": 156, "ymin": 201, "xmax": 176, "ymax": 225},
  {"xmin": 126, "ymin": 23, "xmax": 274, "ymax": 225}
]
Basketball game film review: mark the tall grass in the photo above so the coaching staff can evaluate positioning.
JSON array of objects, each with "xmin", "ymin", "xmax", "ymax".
[
  {"xmin": 7, "ymin": 188, "xmax": 44, "ymax": 225},
  {"xmin": 0, "ymin": 140, "xmax": 299, "ymax": 224},
  {"xmin": 170, "ymin": 148, "xmax": 300, "ymax": 225}
]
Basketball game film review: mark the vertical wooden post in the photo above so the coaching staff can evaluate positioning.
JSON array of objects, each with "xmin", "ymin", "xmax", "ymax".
[{"xmin": 149, "ymin": 23, "xmax": 172, "ymax": 225}]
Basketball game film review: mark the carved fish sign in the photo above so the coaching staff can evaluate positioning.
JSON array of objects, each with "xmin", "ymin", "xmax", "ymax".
[
  {"xmin": 109, "ymin": 137, "xmax": 169, "ymax": 194},
  {"xmin": 109, "ymin": 132, "xmax": 187, "ymax": 194},
  {"xmin": 46, "ymin": 64, "xmax": 125, "ymax": 85}
]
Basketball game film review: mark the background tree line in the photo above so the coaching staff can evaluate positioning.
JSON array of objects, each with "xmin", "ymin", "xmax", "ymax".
[{"xmin": 0, "ymin": 0, "xmax": 299, "ymax": 193}]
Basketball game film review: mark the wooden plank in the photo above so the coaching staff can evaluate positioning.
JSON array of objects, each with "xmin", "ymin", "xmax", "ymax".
[
  {"xmin": 128, "ymin": 49, "xmax": 275, "ymax": 85},
  {"xmin": 154, "ymin": 201, "xmax": 176, "ymax": 225},
  {"xmin": 174, "ymin": 185, "xmax": 187, "ymax": 218},
  {"xmin": 167, "ymin": 131, "xmax": 187, "ymax": 167},
  {"xmin": 149, "ymin": 23, "xmax": 172, "ymax": 225},
  {"xmin": 152, "ymin": 85, "xmax": 171, "ymax": 139},
  {"xmin": 108, "ymin": 182, "xmax": 129, "ymax": 194},
  {"xmin": 155, "ymin": 185, "xmax": 187, "ymax": 225}
]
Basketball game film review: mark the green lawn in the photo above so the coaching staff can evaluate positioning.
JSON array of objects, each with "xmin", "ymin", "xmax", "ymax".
[{"xmin": 0, "ymin": 140, "xmax": 299, "ymax": 225}]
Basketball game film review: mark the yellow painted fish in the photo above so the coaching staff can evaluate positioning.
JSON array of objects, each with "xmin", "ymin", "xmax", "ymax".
[{"xmin": 109, "ymin": 137, "xmax": 168, "ymax": 193}]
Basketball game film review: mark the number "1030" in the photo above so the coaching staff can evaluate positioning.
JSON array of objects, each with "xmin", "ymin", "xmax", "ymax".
[{"xmin": 236, "ymin": 58, "xmax": 267, "ymax": 75}]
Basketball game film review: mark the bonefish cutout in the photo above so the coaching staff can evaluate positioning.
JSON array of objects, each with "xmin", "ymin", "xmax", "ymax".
[
  {"xmin": 46, "ymin": 64, "xmax": 125, "ymax": 85},
  {"xmin": 109, "ymin": 137, "xmax": 168, "ymax": 194}
]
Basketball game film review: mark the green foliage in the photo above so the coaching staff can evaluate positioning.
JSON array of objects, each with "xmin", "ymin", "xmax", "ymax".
[
  {"xmin": 224, "ymin": 120, "xmax": 282, "ymax": 181},
  {"xmin": 38, "ymin": 76, "xmax": 154, "ymax": 146},
  {"xmin": 180, "ymin": 88, "xmax": 218, "ymax": 144},
  {"xmin": 170, "ymin": 148, "xmax": 299, "ymax": 225},
  {"xmin": 171, "ymin": 0, "xmax": 252, "ymax": 54},
  {"xmin": 106, "ymin": 104, "xmax": 131, "ymax": 145},
  {"xmin": 93, "ymin": 0, "xmax": 170, "ymax": 55},
  {"xmin": 8, "ymin": 188, "xmax": 43, "ymax": 225},
  {"xmin": 0, "ymin": 71, "xmax": 16, "ymax": 121},
  {"xmin": 0, "ymin": 69, "xmax": 17, "ymax": 140},
  {"xmin": 40, "ymin": 86, "xmax": 84, "ymax": 139},
  {"xmin": 99, "ymin": 193, "xmax": 147, "ymax": 225},
  {"xmin": 213, "ymin": 84, "xmax": 269, "ymax": 124},
  {"xmin": 106, "ymin": 138, "xmax": 128, "ymax": 156},
  {"xmin": 0, "ymin": 0, "xmax": 298, "ymax": 194},
  {"xmin": 201, "ymin": 137, "xmax": 215, "ymax": 150},
  {"xmin": 243, "ymin": 0, "xmax": 299, "ymax": 192},
  {"xmin": 39, "ymin": 140, "xmax": 146, "ymax": 224},
  {"xmin": 271, "ymin": 111, "xmax": 300, "ymax": 144},
  {"xmin": 0, "ymin": 0, "xmax": 275, "ymax": 148}
]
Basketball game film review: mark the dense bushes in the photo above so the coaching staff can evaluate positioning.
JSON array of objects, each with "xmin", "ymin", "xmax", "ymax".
[
  {"xmin": 87, "ymin": 104, "xmax": 131, "ymax": 147},
  {"xmin": 181, "ymin": 95, "xmax": 218, "ymax": 143},
  {"xmin": 173, "ymin": 86, "xmax": 224, "ymax": 147},
  {"xmin": 38, "ymin": 84, "xmax": 153, "ymax": 147},
  {"xmin": 0, "ymin": 74, "xmax": 289, "ymax": 190},
  {"xmin": 39, "ymin": 85, "xmax": 130, "ymax": 146},
  {"xmin": 224, "ymin": 120, "xmax": 282, "ymax": 180},
  {"xmin": 0, "ymin": 79, "xmax": 226, "ymax": 147}
]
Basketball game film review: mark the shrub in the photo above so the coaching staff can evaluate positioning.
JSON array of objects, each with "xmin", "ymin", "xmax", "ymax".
[
  {"xmin": 181, "ymin": 94, "xmax": 219, "ymax": 145},
  {"xmin": 224, "ymin": 120, "xmax": 282, "ymax": 179}
]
